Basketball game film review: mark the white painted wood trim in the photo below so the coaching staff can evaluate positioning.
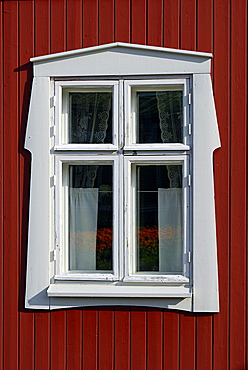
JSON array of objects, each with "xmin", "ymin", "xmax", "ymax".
[
  {"xmin": 123, "ymin": 155, "xmax": 190, "ymax": 282},
  {"xmin": 55, "ymin": 155, "xmax": 120, "ymax": 278},
  {"xmin": 25, "ymin": 44, "xmax": 220, "ymax": 312},
  {"xmin": 49, "ymin": 296, "xmax": 192, "ymax": 311},
  {"xmin": 31, "ymin": 42, "xmax": 212, "ymax": 63},
  {"xmin": 55, "ymin": 80, "xmax": 119, "ymax": 147},
  {"xmin": 32, "ymin": 44, "xmax": 211, "ymax": 77},
  {"xmin": 25, "ymin": 77, "xmax": 51, "ymax": 309},
  {"xmin": 47, "ymin": 283, "xmax": 192, "ymax": 298},
  {"xmin": 192, "ymin": 74, "xmax": 220, "ymax": 312},
  {"xmin": 123, "ymin": 275, "xmax": 189, "ymax": 283}
]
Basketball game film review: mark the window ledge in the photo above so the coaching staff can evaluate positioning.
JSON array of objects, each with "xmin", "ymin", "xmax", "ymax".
[
  {"xmin": 54, "ymin": 144, "xmax": 118, "ymax": 151},
  {"xmin": 55, "ymin": 273, "xmax": 118, "ymax": 281},
  {"xmin": 123, "ymin": 275, "xmax": 189, "ymax": 283},
  {"xmin": 124, "ymin": 144, "xmax": 191, "ymax": 152},
  {"xmin": 47, "ymin": 283, "xmax": 192, "ymax": 298}
]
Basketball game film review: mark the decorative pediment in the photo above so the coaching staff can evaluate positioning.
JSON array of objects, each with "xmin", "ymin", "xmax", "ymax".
[{"xmin": 32, "ymin": 42, "xmax": 212, "ymax": 77}]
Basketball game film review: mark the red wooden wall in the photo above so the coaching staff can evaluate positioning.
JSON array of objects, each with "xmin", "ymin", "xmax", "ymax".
[{"xmin": 0, "ymin": 0, "xmax": 247, "ymax": 369}]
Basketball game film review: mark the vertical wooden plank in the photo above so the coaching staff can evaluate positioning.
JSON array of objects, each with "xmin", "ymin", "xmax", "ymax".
[
  {"xmin": 51, "ymin": 0, "xmax": 66, "ymax": 53},
  {"xmin": 163, "ymin": 0, "xmax": 180, "ymax": 48},
  {"xmin": 67, "ymin": 0, "xmax": 83, "ymax": 50},
  {"xmin": 179, "ymin": 315, "xmax": 196, "ymax": 370},
  {"xmin": 3, "ymin": 1, "xmax": 19, "ymax": 369},
  {"xmin": 163, "ymin": 312, "xmax": 179, "ymax": 370},
  {"xmin": 83, "ymin": 0, "xmax": 99, "ymax": 48},
  {"xmin": 180, "ymin": 0, "xmax": 196, "ymax": 50},
  {"xmin": 131, "ymin": 0, "xmax": 146, "ymax": 44},
  {"xmin": 147, "ymin": 0, "xmax": 163, "ymax": 46},
  {"xmin": 35, "ymin": 313, "xmax": 50, "ymax": 370},
  {"xmin": 0, "ymin": 3, "xmax": 3, "ymax": 370},
  {"xmin": 197, "ymin": 0, "xmax": 213, "ymax": 52},
  {"xmin": 65, "ymin": 0, "xmax": 84, "ymax": 353},
  {"xmin": 51, "ymin": 311, "xmax": 67, "ymax": 370},
  {"xmin": 66, "ymin": 1, "xmax": 84, "ymax": 362},
  {"xmin": 99, "ymin": 0, "xmax": 115, "ymax": 45},
  {"xmin": 83, "ymin": 309, "xmax": 98, "ymax": 370},
  {"xmin": 196, "ymin": 316, "xmax": 212, "ymax": 370},
  {"xmin": 212, "ymin": 0, "xmax": 230, "ymax": 368},
  {"xmin": 179, "ymin": 2, "xmax": 197, "ymax": 367},
  {"xmin": 19, "ymin": 1, "xmax": 35, "ymax": 369},
  {"xmin": 35, "ymin": 0, "xmax": 51, "ymax": 56},
  {"xmin": 115, "ymin": 308, "xmax": 130, "ymax": 370},
  {"xmin": 99, "ymin": 308, "xmax": 114, "ymax": 370},
  {"xmin": 19, "ymin": 313, "xmax": 34, "ymax": 370},
  {"xmin": 195, "ymin": 2, "xmax": 214, "ymax": 368},
  {"xmin": 229, "ymin": 0, "xmax": 247, "ymax": 368},
  {"xmin": 34, "ymin": 1, "xmax": 52, "ymax": 368},
  {"xmin": 115, "ymin": 0, "xmax": 131, "ymax": 43},
  {"xmin": 130, "ymin": 308, "xmax": 146, "ymax": 370},
  {"xmin": 67, "ymin": 310, "xmax": 83, "ymax": 370},
  {"xmin": 147, "ymin": 309, "xmax": 163, "ymax": 370}
]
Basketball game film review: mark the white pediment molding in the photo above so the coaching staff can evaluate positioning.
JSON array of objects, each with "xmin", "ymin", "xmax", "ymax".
[{"xmin": 31, "ymin": 42, "xmax": 212, "ymax": 77}]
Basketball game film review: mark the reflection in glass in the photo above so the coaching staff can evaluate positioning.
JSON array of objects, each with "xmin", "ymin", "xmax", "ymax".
[
  {"xmin": 136, "ymin": 165, "xmax": 183, "ymax": 274},
  {"xmin": 69, "ymin": 92, "xmax": 112, "ymax": 144},
  {"xmin": 137, "ymin": 90, "xmax": 183, "ymax": 143},
  {"xmin": 69, "ymin": 165, "xmax": 113, "ymax": 271}
]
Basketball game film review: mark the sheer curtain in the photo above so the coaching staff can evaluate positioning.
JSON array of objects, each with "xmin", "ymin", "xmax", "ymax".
[
  {"xmin": 156, "ymin": 90, "xmax": 182, "ymax": 187},
  {"xmin": 70, "ymin": 188, "xmax": 98, "ymax": 270},
  {"xmin": 156, "ymin": 91, "xmax": 183, "ymax": 273},
  {"xmin": 69, "ymin": 92, "xmax": 111, "ymax": 270},
  {"xmin": 158, "ymin": 188, "xmax": 182, "ymax": 273}
]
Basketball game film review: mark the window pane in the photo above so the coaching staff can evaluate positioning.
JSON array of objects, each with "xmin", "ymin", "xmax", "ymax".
[
  {"xmin": 136, "ymin": 164, "xmax": 183, "ymax": 274},
  {"xmin": 137, "ymin": 90, "xmax": 183, "ymax": 143},
  {"xmin": 69, "ymin": 91, "xmax": 112, "ymax": 144},
  {"xmin": 69, "ymin": 164, "xmax": 113, "ymax": 271}
]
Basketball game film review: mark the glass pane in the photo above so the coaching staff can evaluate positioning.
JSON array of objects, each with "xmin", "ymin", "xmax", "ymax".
[
  {"xmin": 69, "ymin": 91, "xmax": 112, "ymax": 144},
  {"xmin": 136, "ymin": 165, "xmax": 183, "ymax": 274},
  {"xmin": 137, "ymin": 90, "xmax": 183, "ymax": 143},
  {"xmin": 69, "ymin": 164, "xmax": 113, "ymax": 271}
]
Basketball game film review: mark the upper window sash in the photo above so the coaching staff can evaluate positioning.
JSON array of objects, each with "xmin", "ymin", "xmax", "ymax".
[
  {"xmin": 54, "ymin": 80, "xmax": 119, "ymax": 151},
  {"xmin": 124, "ymin": 78, "xmax": 191, "ymax": 151}
]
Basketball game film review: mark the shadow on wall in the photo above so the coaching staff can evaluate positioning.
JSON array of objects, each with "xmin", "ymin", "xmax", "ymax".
[{"xmin": 14, "ymin": 61, "xmax": 32, "ymax": 312}]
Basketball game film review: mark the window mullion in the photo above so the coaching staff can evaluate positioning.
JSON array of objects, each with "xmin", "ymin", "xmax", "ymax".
[{"xmin": 118, "ymin": 79, "xmax": 124, "ymax": 149}]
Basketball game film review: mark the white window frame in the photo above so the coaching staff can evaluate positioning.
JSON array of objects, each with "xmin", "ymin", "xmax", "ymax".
[
  {"xmin": 123, "ymin": 155, "xmax": 190, "ymax": 284},
  {"xmin": 54, "ymin": 80, "xmax": 191, "ymax": 285},
  {"xmin": 25, "ymin": 43, "xmax": 220, "ymax": 312},
  {"xmin": 54, "ymin": 155, "xmax": 120, "ymax": 282},
  {"xmin": 54, "ymin": 80, "xmax": 120, "ymax": 151},
  {"xmin": 124, "ymin": 78, "xmax": 190, "ymax": 150}
]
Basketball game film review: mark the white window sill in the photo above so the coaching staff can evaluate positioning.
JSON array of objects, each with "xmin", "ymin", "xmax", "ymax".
[
  {"xmin": 47, "ymin": 283, "xmax": 192, "ymax": 298},
  {"xmin": 124, "ymin": 144, "xmax": 191, "ymax": 152},
  {"xmin": 54, "ymin": 144, "xmax": 118, "ymax": 151},
  {"xmin": 55, "ymin": 273, "xmax": 119, "ymax": 281},
  {"xmin": 123, "ymin": 275, "xmax": 189, "ymax": 283}
]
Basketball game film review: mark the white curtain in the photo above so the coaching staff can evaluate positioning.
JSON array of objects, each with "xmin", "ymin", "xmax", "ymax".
[
  {"xmin": 69, "ymin": 188, "xmax": 98, "ymax": 270},
  {"xmin": 68, "ymin": 93, "xmax": 111, "ymax": 270},
  {"xmin": 70, "ymin": 92, "xmax": 112, "ymax": 144},
  {"xmin": 156, "ymin": 91, "xmax": 182, "ymax": 188},
  {"xmin": 158, "ymin": 188, "xmax": 182, "ymax": 273}
]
